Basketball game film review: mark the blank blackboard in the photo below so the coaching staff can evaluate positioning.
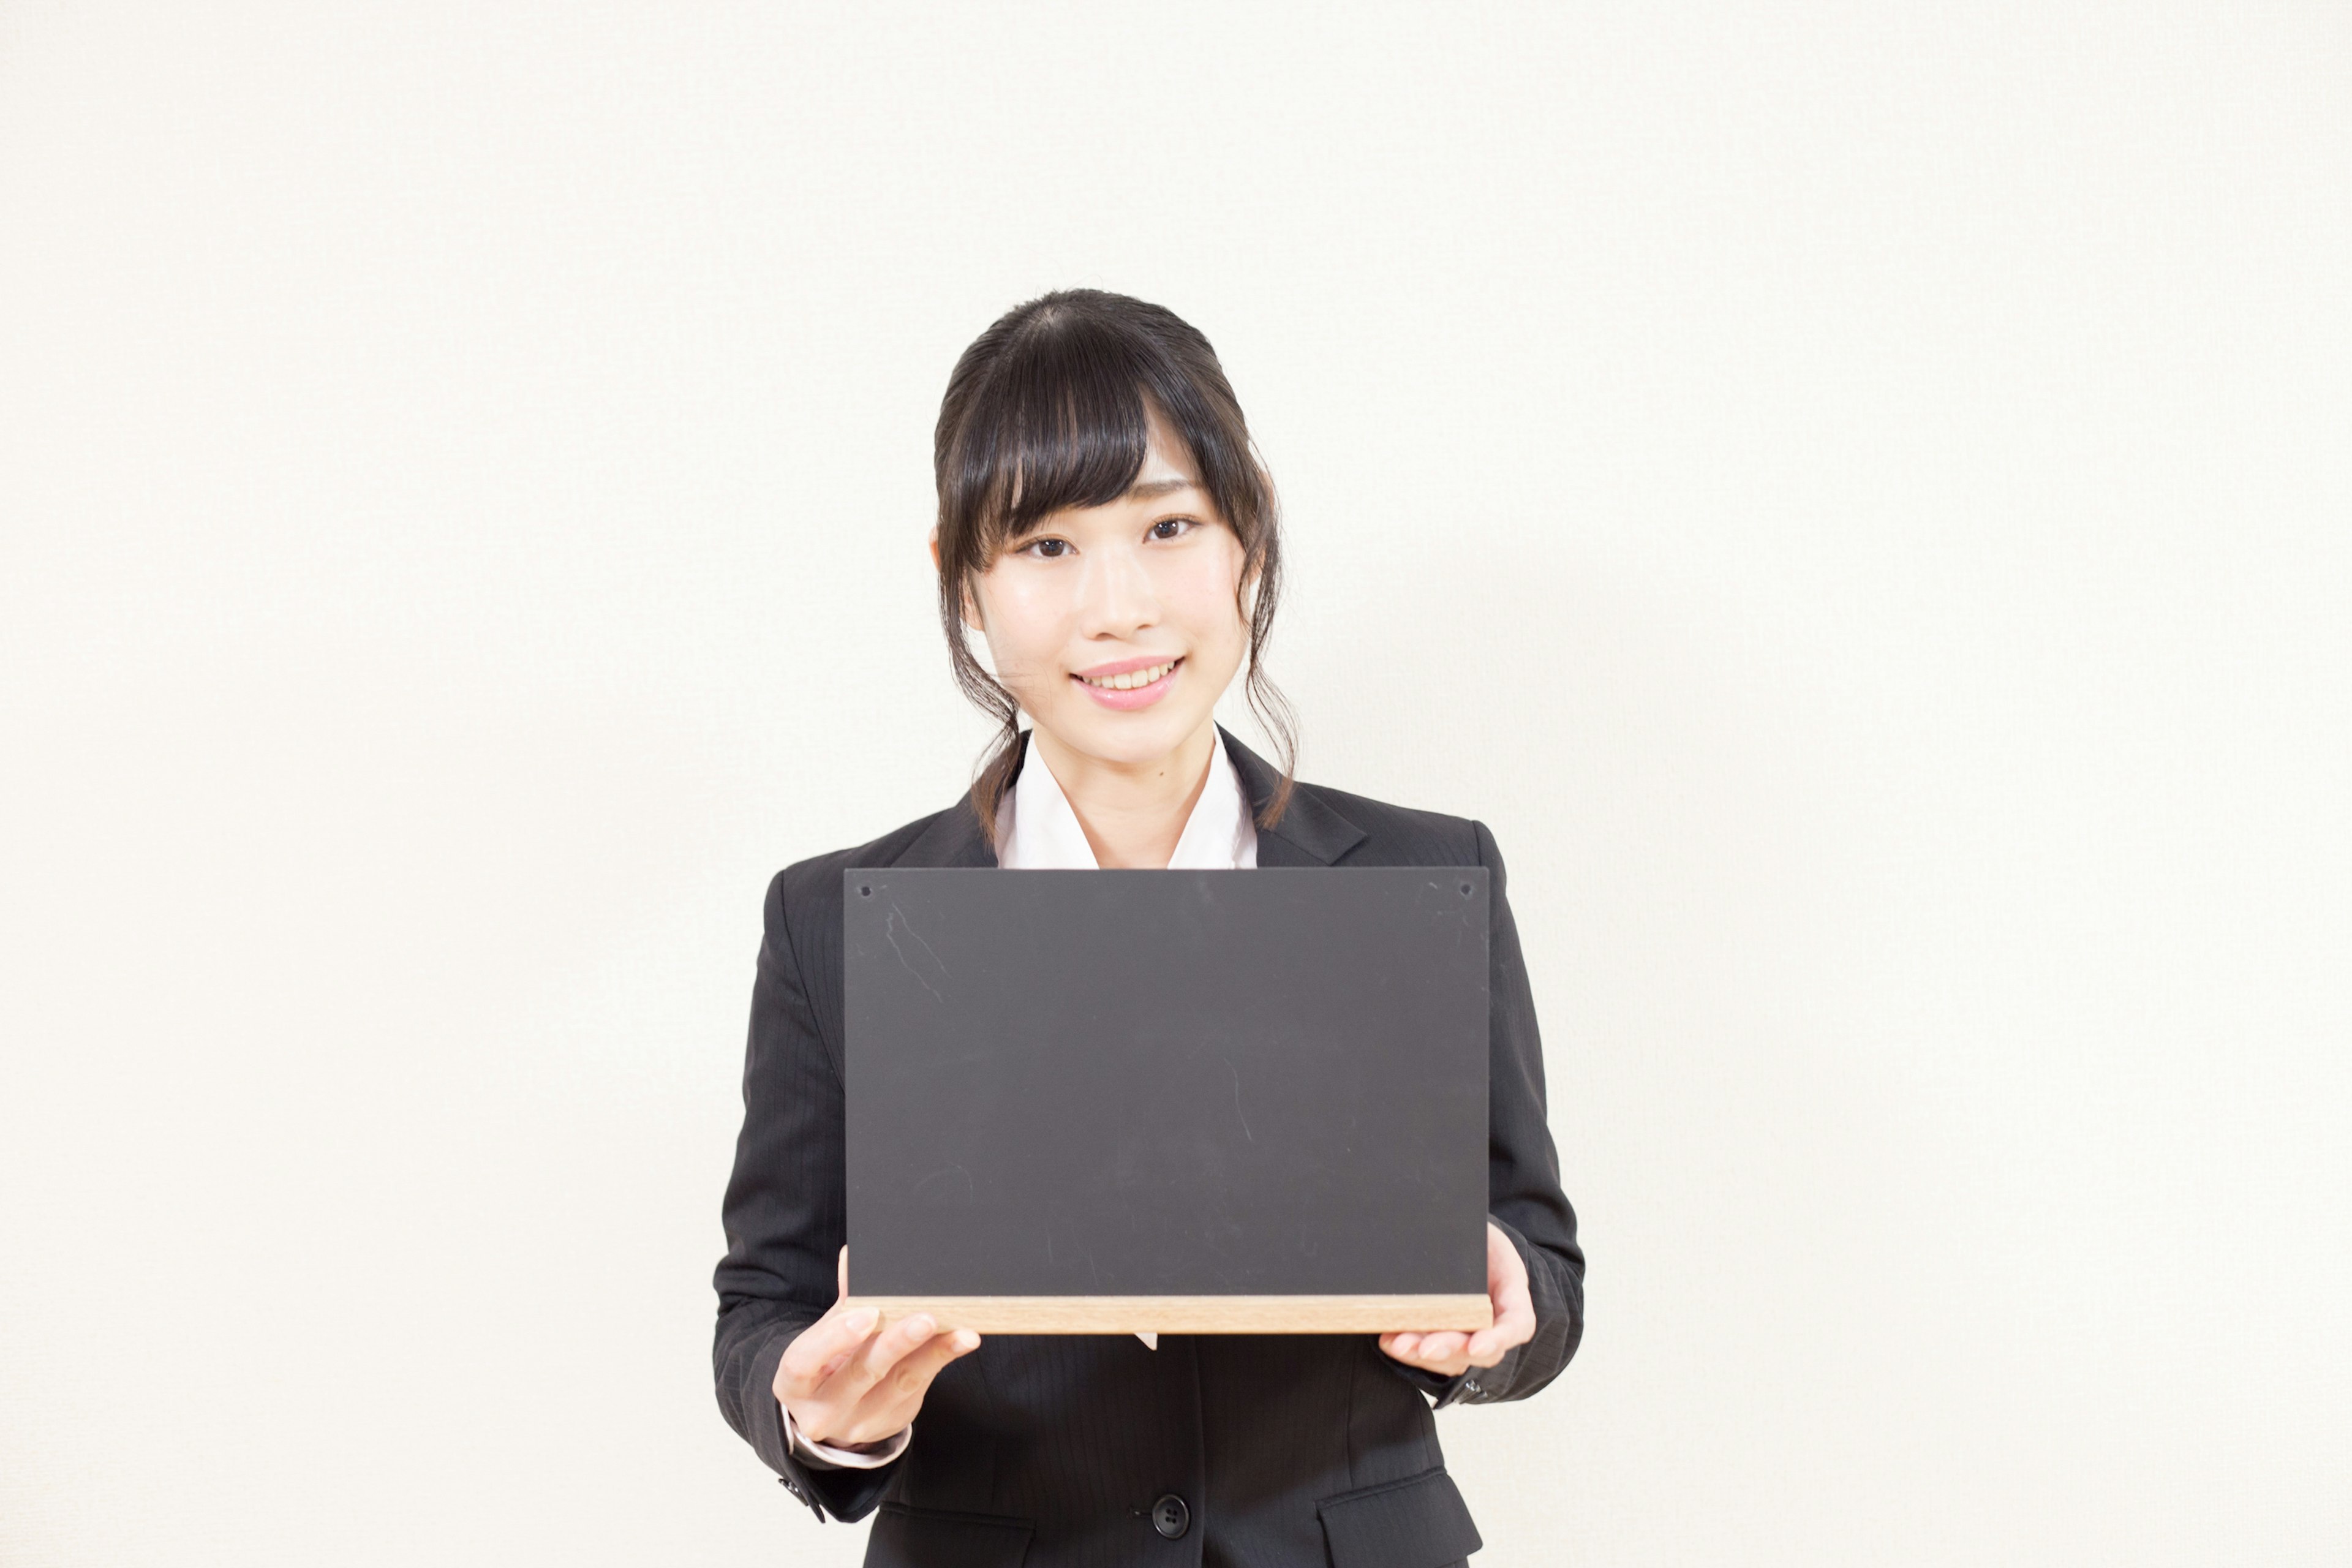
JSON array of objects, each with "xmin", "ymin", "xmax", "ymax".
[{"xmin": 842, "ymin": 867, "xmax": 1492, "ymax": 1333}]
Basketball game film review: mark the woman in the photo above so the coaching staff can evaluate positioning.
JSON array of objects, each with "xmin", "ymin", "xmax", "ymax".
[{"xmin": 714, "ymin": 289, "xmax": 1584, "ymax": 1568}]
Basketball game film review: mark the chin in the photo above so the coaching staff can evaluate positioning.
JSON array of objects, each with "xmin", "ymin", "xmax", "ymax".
[{"xmin": 1045, "ymin": 703, "xmax": 1212, "ymax": 765}]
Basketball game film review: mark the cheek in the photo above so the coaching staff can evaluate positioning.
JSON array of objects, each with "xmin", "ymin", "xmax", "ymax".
[
  {"xmin": 1166, "ymin": 552, "xmax": 1250, "ymax": 662},
  {"xmin": 975, "ymin": 575, "xmax": 1071, "ymax": 680}
]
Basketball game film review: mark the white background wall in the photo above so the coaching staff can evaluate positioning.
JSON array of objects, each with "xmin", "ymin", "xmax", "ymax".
[{"xmin": 4, "ymin": 4, "xmax": 2346, "ymax": 1564}]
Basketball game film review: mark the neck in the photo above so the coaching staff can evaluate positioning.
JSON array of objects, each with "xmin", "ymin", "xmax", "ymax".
[{"xmin": 1029, "ymin": 722, "xmax": 1219, "ymax": 869}]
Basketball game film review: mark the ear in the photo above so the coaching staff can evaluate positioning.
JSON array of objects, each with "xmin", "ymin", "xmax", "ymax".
[
  {"xmin": 1234, "ymin": 535, "xmax": 1264, "ymax": 615},
  {"xmin": 935, "ymin": 530, "xmax": 988, "ymax": 633}
]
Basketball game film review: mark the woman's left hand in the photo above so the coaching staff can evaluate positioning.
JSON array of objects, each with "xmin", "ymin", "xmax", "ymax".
[{"xmin": 1379, "ymin": 1221, "xmax": 1535, "ymax": 1381}]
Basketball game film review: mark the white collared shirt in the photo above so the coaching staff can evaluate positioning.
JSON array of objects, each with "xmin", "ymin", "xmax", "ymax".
[
  {"xmin": 783, "ymin": 731, "xmax": 1256, "ymax": 1470},
  {"xmin": 997, "ymin": 729, "xmax": 1259, "ymax": 873}
]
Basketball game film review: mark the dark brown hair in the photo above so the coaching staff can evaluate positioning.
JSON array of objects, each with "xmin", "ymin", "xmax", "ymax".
[{"xmin": 933, "ymin": 288, "xmax": 1297, "ymax": 841}]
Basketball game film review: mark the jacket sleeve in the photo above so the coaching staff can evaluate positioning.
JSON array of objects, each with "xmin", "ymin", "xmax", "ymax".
[
  {"xmin": 712, "ymin": 867, "xmax": 903, "ymax": 1523},
  {"xmin": 1392, "ymin": 820, "xmax": 1587, "ymax": 1408}
]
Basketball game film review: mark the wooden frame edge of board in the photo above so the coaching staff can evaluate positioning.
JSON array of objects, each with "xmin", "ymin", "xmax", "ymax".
[{"xmin": 840, "ymin": 1294, "xmax": 1494, "ymax": 1334}]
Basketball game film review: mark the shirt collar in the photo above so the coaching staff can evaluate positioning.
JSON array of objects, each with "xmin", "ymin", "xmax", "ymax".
[{"xmin": 996, "ymin": 730, "xmax": 1258, "ymax": 870}]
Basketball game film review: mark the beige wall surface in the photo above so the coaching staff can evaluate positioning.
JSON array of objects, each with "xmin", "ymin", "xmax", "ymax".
[{"xmin": 3, "ymin": 4, "xmax": 2346, "ymax": 1564}]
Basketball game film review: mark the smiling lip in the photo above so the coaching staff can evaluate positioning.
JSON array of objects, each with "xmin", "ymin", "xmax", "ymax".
[
  {"xmin": 1074, "ymin": 654, "xmax": 1182, "ymax": 679},
  {"xmin": 1072, "ymin": 655, "xmax": 1183, "ymax": 710}
]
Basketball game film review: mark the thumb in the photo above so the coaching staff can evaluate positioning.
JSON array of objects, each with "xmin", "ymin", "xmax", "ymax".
[{"xmin": 837, "ymin": 1245, "xmax": 850, "ymax": 1302}]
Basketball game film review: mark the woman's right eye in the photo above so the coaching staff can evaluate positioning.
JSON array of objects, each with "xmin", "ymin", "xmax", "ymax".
[{"xmin": 1019, "ymin": 537, "xmax": 1072, "ymax": 559}]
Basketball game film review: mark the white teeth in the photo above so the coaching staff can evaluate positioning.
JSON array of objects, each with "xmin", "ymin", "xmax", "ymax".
[{"xmin": 1082, "ymin": 660, "xmax": 1175, "ymax": 691}]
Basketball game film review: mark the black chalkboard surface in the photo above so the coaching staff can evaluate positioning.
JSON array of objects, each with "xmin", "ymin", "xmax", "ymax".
[{"xmin": 842, "ymin": 867, "xmax": 1492, "ymax": 1334}]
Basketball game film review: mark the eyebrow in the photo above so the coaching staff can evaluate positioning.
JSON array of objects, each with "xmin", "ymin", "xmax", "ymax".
[{"xmin": 1126, "ymin": 477, "xmax": 1201, "ymax": 500}]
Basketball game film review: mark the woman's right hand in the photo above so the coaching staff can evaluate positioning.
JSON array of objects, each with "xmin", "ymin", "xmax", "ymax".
[{"xmin": 774, "ymin": 1246, "xmax": 981, "ymax": 1451}]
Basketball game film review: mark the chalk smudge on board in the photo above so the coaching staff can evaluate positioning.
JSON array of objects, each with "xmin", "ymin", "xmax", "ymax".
[
  {"xmin": 1221, "ymin": 1054, "xmax": 1254, "ymax": 1143},
  {"xmin": 884, "ymin": 900, "xmax": 949, "ymax": 1001},
  {"xmin": 911, "ymin": 1164, "xmax": 974, "ymax": 1204}
]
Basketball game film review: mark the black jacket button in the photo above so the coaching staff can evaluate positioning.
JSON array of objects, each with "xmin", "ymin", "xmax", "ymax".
[{"xmin": 1151, "ymin": 1493, "xmax": 1189, "ymax": 1539}]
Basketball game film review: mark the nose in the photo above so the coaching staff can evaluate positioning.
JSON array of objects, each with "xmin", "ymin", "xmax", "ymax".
[{"xmin": 1074, "ymin": 538, "xmax": 1161, "ymax": 639}]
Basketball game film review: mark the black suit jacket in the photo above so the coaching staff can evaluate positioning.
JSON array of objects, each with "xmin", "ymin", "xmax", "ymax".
[{"xmin": 714, "ymin": 729, "xmax": 1584, "ymax": 1568}]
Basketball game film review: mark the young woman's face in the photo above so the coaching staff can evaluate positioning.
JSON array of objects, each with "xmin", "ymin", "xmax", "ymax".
[{"xmin": 963, "ymin": 410, "xmax": 1250, "ymax": 770}]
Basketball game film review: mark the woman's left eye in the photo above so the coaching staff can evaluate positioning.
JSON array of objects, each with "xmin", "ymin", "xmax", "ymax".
[{"xmin": 1149, "ymin": 518, "xmax": 1194, "ymax": 541}]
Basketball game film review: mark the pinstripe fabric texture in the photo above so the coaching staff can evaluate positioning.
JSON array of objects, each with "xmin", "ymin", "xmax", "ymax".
[{"xmin": 714, "ymin": 729, "xmax": 1585, "ymax": 1567}]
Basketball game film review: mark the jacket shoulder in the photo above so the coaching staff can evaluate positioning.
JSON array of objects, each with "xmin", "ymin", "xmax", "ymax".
[
  {"xmin": 1290, "ymin": 778, "xmax": 1490, "ymax": 867},
  {"xmin": 764, "ymin": 805, "xmax": 967, "ymax": 925}
]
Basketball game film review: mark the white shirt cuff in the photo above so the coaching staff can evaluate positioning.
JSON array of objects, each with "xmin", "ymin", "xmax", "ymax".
[{"xmin": 780, "ymin": 1400, "xmax": 912, "ymax": 1469}]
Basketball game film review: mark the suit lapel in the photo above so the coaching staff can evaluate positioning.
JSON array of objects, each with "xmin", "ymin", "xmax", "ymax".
[
  {"xmin": 897, "ymin": 797, "xmax": 999, "ymax": 868},
  {"xmin": 895, "ymin": 727, "xmax": 1364, "ymax": 869},
  {"xmin": 895, "ymin": 736, "xmax": 1027, "ymax": 868},
  {"xmin": 895, "ymin": 771, "xmax": 1001, "ymax": 867},
  {"xmin": 1219, "ymin": 725, "xmax": 1366, "ymax": 867}
]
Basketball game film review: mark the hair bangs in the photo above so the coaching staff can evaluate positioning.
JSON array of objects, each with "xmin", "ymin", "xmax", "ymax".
[{"xmin": 947, "ymin": 327, "xmax": 1156, "ymax": 559}]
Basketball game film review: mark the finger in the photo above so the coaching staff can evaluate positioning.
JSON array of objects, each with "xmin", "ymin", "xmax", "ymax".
[
  {"xmin": 1413, "ymin": 1331, "xmax": 1468, "ymax": 1366},
  {"xmin": 1379, "ymin": 1333, "xmax": 1432, "ymax": 1371},
  {"xmin": 1486, "ymin": 1224, "xmax": 1528, "ymax": 1292},
  {"xmin": 827, "ymin": 1311, "xmax": 948, "ymax": 1411},
  {"xmin": 1496, "ymin": 1258, "xmax": 1534, "ymax": 1315},
  {"xmin": 1491, "ymin": 1267, "xmax": 1539, "ymax": 1336},
  {"xmin": 1464, "ymin": 1324, "xmax": 1519, "ymax": 1365},
  {"xmin": 1488, "ymin": 1238, "xmax": 1531, "ymax": 1311},
  {"xmin": 777, "ymin": 1305, "xmax": 882, "ymax": 1400},
  {"xmin": 1401, "ymin": 1344, "xmax": 1469, "ymax": 1376},
  {"xmin": 837, "ymin": 1245, "xmax": 849, "ymax": 1300},
  {"xmin": 780, "ymin": 1301, "xmax": 880, "ymax": 1382},
  {"xmin": 1466, "ymin": 1289, "xmax": 1536, "ymax": 1364},
  {"xmin": 1464, "ymin": 1228, "xmax": 1535, "ymax": 1363},
  {"xmin": 837, "ymin": 1328, "xmax": 979, "ymax": 1445}
]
